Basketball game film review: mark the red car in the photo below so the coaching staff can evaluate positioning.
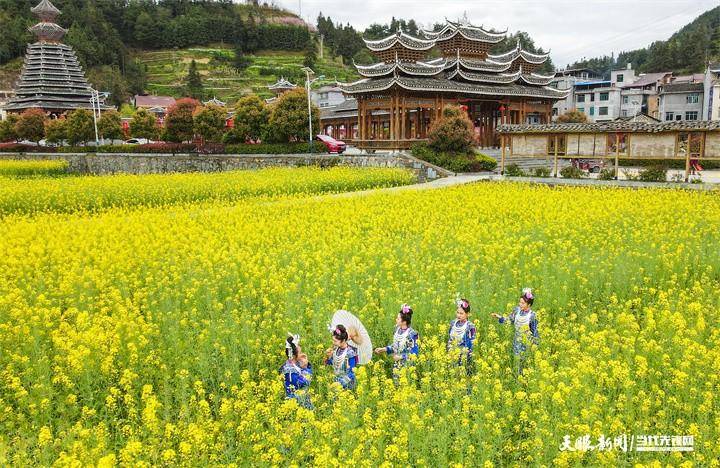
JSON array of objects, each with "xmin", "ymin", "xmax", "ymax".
[{"xmin": 316, "ymin": 134, "xmax": 347, "ymax": 154}]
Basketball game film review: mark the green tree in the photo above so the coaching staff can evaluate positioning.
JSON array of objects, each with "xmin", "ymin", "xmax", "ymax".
[
  {"xmin": 44, "ymin": 118, "xmax": 67, "ymax": 146},
  {"xmin": 229, "ymin": 95, "xmax": 269, "ymax": 142},
  {"xmin": 303, "ymin": 37, "xmax": 317, "ymax": 68},
  {"xmin": 130, "ymin": 108, "xmax": 158, "ymax": 140},
  {"xmin": 233, "ymin": 42, "xmax": 251, "ymax": 70},
  {"xmin": 0, "ymin": 114, "xmax": 20, "ymax": 142},
  {"xmin": 193, "ymin": 104, "xmax": 227, "ymax": 143},
  {"xmin": 557, "ymin": 110, "xmax": 588, "ymax": 123},
  {"xmin": 87, "ymin": 66, "xmax": 129, "ymax": 107},
  {"xmin": 134, "ymin": 11, "xmax": 158, "ymax": 48},
  {"xmin": 427, "ymin": 105, "xmax": 476, "ymax": 154},
  {"xmin": 164, "ymin": 98, "xmax": 199, "ymax": 142},
  {"xmin": 15, "ymin": 108, "xmax": 47, "ymax": 143},
  {"xmin": 268, "ymin": 88, "xmax": 319, "ymax": 143},
  {"xmin": 185, "ymin": 60, "xmax": 204, "ymax": 100},
  {"xmin": 98, "ymin": 110, "xmax": 124, "ymax": 142},
  {"xmin": 66, "ymin": 109, "xmax": 96, "ymax": 146}
]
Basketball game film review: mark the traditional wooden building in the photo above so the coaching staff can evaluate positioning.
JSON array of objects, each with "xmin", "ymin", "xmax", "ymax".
[
  {"xmin": 336, "ymin": 19, "xmax": 569, "ymax": 150},
  {"xmin": 2, "ymin": 0, "xmax": 110, "ymax": 115},
  {"xmin": 265, "ymin": 77, "xmax": 298, "ymax": 104}
]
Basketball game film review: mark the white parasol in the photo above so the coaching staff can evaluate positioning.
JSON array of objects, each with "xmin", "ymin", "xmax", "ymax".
[{"xmin": 330, "ymin": 310, "xmax": 373, "ymax": 365}]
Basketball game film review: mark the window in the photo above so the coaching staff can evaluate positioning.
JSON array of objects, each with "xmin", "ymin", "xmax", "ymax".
[
  {"xmin": 685, "ymin": 111, "xmax": 698, "ymax": 121},
  {"xmin": 548, "ymin": 134, "xmax": 567, "ymax": 156},
  {"xmin": 622, "ymin": 96, "xmax": 629, "ymax": 104},
  {"xmin": 622, "ymin": 110, "xmax": 628, "ymax": 117},
  {"xmin": 676, "ymin": 132, "xmax": 705, "ymax": 158},
  {"xmin": 590, "ymin": 94, "xmax": 595, "ymax": 102},
  {"xmin": 617, "ymin": 74, "xmax": 624, "ymax": 83},
  {"xmin": 665, "ymin": 112, "xmax": 674, "ymax": 121},
  {"xmin": 589, "ymin": 107, "xmax": 595, "ymax": 116},
  {"xmin": 552, "ymin": 108, "xmax": 558, "ymax": 116},
  {"xmin": 599, "ymin": 107, "xmax": 608, "ymax": 116},
  {"xmin": 577, "ymin": 107, "xmax": 585, "ymax": 113},
  {"xmin": 686, "ymin": 93, "xmax": 699, "ymax": 104},
  {"xmin": 676, "ymin": 114, "xmax": 682, "ymax": 121},
  {"xmin": 577, "ymin": 94, "xmax": 585, "ymax": 103},
  {"xmin": 600, "ymin": 92, "xmax": 609, "ymax": 101},
  {"xmin": 607, "ymin": 133, "xmax": 628, "ymax": 156}
]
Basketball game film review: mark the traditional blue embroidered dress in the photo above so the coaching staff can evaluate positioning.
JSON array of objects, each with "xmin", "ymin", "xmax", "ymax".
[
  {"xmin": 495, "ymin": 306, "xmax": 539, "ymax": 355},
  {"xmin": 447, "ymin": 319, "xmax": 477, "ymax": 363},
  {"xmin": 280, "ymin": 360, "xmax": 313, "ymax": 409},
  {"xmin": 325, "ymin": 345, "xmax": 358, "ymax": 390},
  {"xmin": 384, "ymin": 326, "xmax": 419, "ymax": 378}
]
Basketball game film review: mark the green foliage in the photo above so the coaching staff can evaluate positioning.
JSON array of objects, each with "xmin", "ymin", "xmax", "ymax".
[
  {"xmin": 268, "ymin": 89, "xmax": 319, "ymax": 143},
  {"xmin": 98, "ymin": 111, "xmax": 124, "ymax": 142},
  {"xmin": 0, "ymin": 114, "xmax": 20, "ymax": 142},
  {"xmin": 428, "ymin": 106, "xmax": 476, "ymax": 154},
  {"xmin": 229, "ymin": 95, "xmax": 269, "ymax": 143},
  {"xmin": 303, "ymin": 38, "xmax": 317, "ymax": 69},
  {"xmin": 557, "ymin": 110, "xmax": 588, "ymax": 123},
  {"xmin": 130, "ymin": 108, "xmax": 159, "ymax": 140},
  {"xmin": 193, "ymin": 105, "xmax": 227, "ymax": 143},
  {"xmin": 15, "ymin": 108, "xmax": 46, "ymax": 143},
  {"xmin": 598, "ymin": 168, "xmax": 616, "ymax": 180},
  {"xmin": 560, "ymin": 166, "xmax": 587, "ymax": 179},
  {"xmin": 164, "ymin": 98, "xmax": 198, "ymax": 143},
  {"xmin": 504, "ymin": 164, "xmax": 525, "ymax": 177},
  {"xmin": 44, "ymin": 119, "xmax": 67, "ymax": 146},
  {"xmin": 533, "ymin": 167, "xmax": 552, "ymax": 177},
  {"xmin": 638, "ymin": 166, "xmax": 668, "ymax": 182},
  {"xmin": 185, "ymin": 60, "xmax": 204, "ymax": 100},
  {"xmin": 66, "ymin": 109, "xmax": 96, "ymax": 146},
  {"xmin": 410, "ymin": 143, "xmax": 496, "ymax": 172}
]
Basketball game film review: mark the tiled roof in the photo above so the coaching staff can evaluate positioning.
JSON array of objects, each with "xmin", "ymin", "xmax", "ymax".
[
  {"xmin": 487, "ymin": 42, "xmax": 550, "ymax": 65},
  {"xmin": 341, "ymin": 76, "xmax": 569, "ymax": 99},
  {"xmin": 660, "ymin": 82, "xmax": 703, "ymax": 94},
  {"xmin": 444, "ymin": 58, "xmax": 512, "ymax": 73},
  {"xmin": 134, "ymin": 95, "xmax": 176, "ymax": 108},
  {"xmin": 497, "ymin": 120, "xmax": 720, "ymax": 134},
  {"xmin": 355, "ymin": 59, "xmax": 447, "ymax": 77},
  {"xmin": 320, "ymin": 99, "xmax": 358, "ymax": 119},
  {"xmin": 621, "ymin": 72, "xmax": 669, "ymax": 88},
  {"xmin": 421, "ymin": 19, "xmax": 506, "ymax": 43},
  {"xmin": 363, "ymin": 31, "xmax": 435, "ymax": 52},
  {"xmin": 447, "ymin": 68, "xmax": 520, "ymax": 84}
]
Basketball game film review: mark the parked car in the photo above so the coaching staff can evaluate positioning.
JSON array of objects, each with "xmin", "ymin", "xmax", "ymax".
[
  {"xmin": 572, "ymin": 158, "xmax": 605, "ymax": 173},
  {"xmin": 125, "ymin": 138, "xmax": 150, "ymax": 145},
  {"xmin": 315, "ymin": 134, "xmax": 346, "ymax": 154}
]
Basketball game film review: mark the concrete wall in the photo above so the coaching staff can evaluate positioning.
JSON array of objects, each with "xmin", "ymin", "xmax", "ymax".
[
  {"xmin": 705, "ymin": 133, "xmax": 720, "ymax": 158},
  {"xmin": 659, "ymin": 92, "xmax": 703, "ymax": 121},
  {"xmin": 0, "ymin": 152, "xmax": 453, "ymax": 182}
]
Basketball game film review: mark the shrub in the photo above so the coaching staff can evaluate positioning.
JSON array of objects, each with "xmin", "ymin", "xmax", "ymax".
[
  {"xmin": 557, "ymin": 110, "xmax": 588, "ymax": 123},
  {"xmin": 66, "ymin": 109, "xmax": 96, "ymax": 146},
  {"xmin": 193, "ymin": 104, "xmax": 227, "ymax": 143},
  {"xmin": 45, "ymin": 119, "xmax": 67, "ymax": 146},
  {"xmin": 165, "ymin": 98, "xmax": 199, "ymax": 143},
  {"xmin": 598, "ymin": 168, "xmax": 616, "ymax": 180},
  {"xmin": 427, "ymin": 105, "xmax": 476, "ymax": 154},
  {"xmin": 0, "ymin": 114, "xmax": 20, "ymax": 142},
  {"xmin": 472, "ymin": 153, "xmax": 498, "ymax": 172},
  {"xmin": 638, "ymin": 166, "xmax": 667, "ymax": 182},
  {"xmin": 533, "ymin": 167, "xmax": 551, "ymax": 177},
  {"xmin": 268, "ymin": 89, "xmax": 319, "ymax": 143},
  {"xmin": 504, "ymin": 164, "xmax": 525, "ymax": 177},
  {"xmin": 130, "ymin": 108, "xmax": 159, "ymax": 140},
  {"xmin": 231, "ymin": 95, "xmax": 269, "ymax": 143},
  {"xmin": 560, "ymin": 166, "xmax": 586, "ymax": 179},
  {"xmin": 98, "ymin": 110, "xmax": 124, "ymax": 141}
]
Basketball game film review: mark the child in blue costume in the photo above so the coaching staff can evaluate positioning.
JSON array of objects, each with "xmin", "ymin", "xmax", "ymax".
[
  {"xmin": 325, "ymin": 324, "xmax": 359, "ymax": 390},
  {"xmin": 447, "ymin": 298, "xmax": 477, "ymax": 370},
  {"xmin": 491, "ymin": 288, "xmax": 540, "ymax": 375},
  {"xmin": 374, "ymin": 303, "xmax": 419, "ymax": 382},
  {"xmin": 280, "ymin": 333, "xmax": 313, "ymax": 409}
]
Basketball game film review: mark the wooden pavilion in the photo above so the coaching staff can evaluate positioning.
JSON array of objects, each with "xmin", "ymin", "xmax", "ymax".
[{"xmin": 334, "ymin": 19, "xmax": 569, "ymax": 150}]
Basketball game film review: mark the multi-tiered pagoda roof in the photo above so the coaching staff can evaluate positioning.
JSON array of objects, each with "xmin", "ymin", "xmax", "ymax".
[
  {"xmin": 342, "ymin": 18, "xmax": 566, "ymax": 100},
  {"xmin": 3, "ymin": 0, "xmax": 109, "ymax": 113}
]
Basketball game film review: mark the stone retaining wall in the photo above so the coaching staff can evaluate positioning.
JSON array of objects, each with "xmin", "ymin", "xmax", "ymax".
[{"xmin": 0, "ymin": 152, "xmax": 452, "ymax": 182}]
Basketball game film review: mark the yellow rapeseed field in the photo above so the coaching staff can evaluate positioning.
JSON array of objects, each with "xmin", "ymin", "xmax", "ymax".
[{"xmin": 0, "ymin": 168, "xmax": 718, "ymax": 466}]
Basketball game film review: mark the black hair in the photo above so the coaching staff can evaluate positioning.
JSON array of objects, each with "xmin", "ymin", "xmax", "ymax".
[
  {"xmin": 399, "ymin": 306, "xmax": 413, "ymax": 325},
  {"xmin": 458, "ymin": 298, "xmax": 471, "ymax": 313},
  {"xmin": 285, "ymin": 336, "xmax": 298, "ymax": 359},
  {"xmin": 332, "ymin": 324, "xmax": 349, "ymax": 342}
]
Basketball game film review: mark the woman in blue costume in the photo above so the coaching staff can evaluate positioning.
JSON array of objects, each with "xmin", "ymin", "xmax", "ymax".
[
  {"xmin": 491, "ymin": 288, "xmax": 540, "ymax": 375},
  {"xmin": 447, "ymin": 298, "xmax": 477, "ymax": 370},
  {"xmin": 280, "ymin": 333, "xmax": 313, "ymax": 409},
  {"xmin": 374, "ymin": 303, "xmax": 419, "ymax": 382},
  {"xmin": 325, "ymin": 324, "xmax": 359, "ymax": 390}
]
